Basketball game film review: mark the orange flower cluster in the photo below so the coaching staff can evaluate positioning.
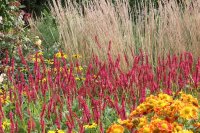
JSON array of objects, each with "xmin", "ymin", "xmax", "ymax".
[
  {"xmin": 107, "ymin": 92, "xmax": 200, "ymax": 133},
  {"xmin": 106, "ymin": 124, "xmax": 124, "ymax": 133}
]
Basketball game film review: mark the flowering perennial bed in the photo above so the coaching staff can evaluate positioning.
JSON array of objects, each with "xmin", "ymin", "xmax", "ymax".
[{"xmin": 0, "ymin": 49, "xmax": 199, "ymax": 132}]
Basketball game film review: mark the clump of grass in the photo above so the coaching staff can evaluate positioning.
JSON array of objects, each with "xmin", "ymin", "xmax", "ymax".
[
  {"xmin": 38, "ymin": 0, "xmax": 200, "ymax": 66},
  {"xmin": 49, "ymin": 0, "xmax": 134, "ymax": 65}
]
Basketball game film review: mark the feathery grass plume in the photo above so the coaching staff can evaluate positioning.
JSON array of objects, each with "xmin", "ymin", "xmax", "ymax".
[{"xmin": 46, "ymin": 0, "xmax": 200, "ymax": 68}]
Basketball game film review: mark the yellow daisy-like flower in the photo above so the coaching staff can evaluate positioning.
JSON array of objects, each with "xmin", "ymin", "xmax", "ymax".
[
  {"xmin": 75, "ymin": 77, "xmax": 86, "ymax": 81},
  {"xmin": 41, "ymin": 78, "xmax": 47, "ymax": 83},
  {"xmin": 63, "ymin": 54, "xmax": 67, "ymax": 59},
  {"xmin": 137, "ymin": 125, "xmax": 152, "ymax": 133},
  {"xmin": 55, "ymin": 52, "xmax": 67, "ymax": 59},
  {"xmin": 2, "ymin": 119, "xmax": 10, "ymax": 129},
  {"xmin": 44, "ymin": 59, "xmax": 54, "ymax": 65},
  {"xmin": 20, "ymin": 67, "xmax": 27, "ymax": 72},
  {"xmin": 181, "ymin": 93, "xmax": 199, "ymax": 107},
  {"xmin": 31, "ymin": 57, "xmax": 41, "ymax": 63},
  {"xmin": 173, "ymin": 122, "xmax": 183, "ymax": 132},
  {"xmin": 75, "ymin": 66, "xmax": 83, "ymax": 71},
  {"xmin": 129, "ymin": 110, "xmax": 137, "ymax": 119},
  {"xmin": 171, "ymin": 100, "xmax": 184, "ymax": 110},
  {"xmin": 0, "ymin": 95, "xmax": 10, "ymax": 104},
  {"xmin": 72, "ymin": 54, "xmax": 82, "ymax": 59},
  {"xmin": 106, "ymin": 124, "xmax": 124, "ymax": 133},
  {"xmin": 117, "ymin": 119, "xmax": 128, "ymax": 125},
  {"xmin": 54, "ymin": 67, "xmax": 63, "ymax": 72},
  {"xmin": 157, "ymin": 121, "xmax": 173, "ymax": 132},
  {"xmin": 143, "ymin": 127, "xmax": 151, "ymax": 133},
  {"xmin": 179, "ymin": 106, "xmax": 198, "ymax": 120},
  {"xmin": 48, "ymin": 129, "xmax": 65, "ymax": 133},
  {"xmin": 158, "ymin": 93, "xmax": 173, "ymax": 102},
  {"xmin": 83, "ymin": 122, "xmax": 97, "ymax": 129},
  {"xmin": 156, "ymin": 100, "xmax": 168, "ymax": 108},
  {"xmin": 117, "ymin": 119, "xmax": 134, "ymax": 129},
  {"xmin": 136, "ymin": 103, "xmax": 148, "ymax": 113},
  {"xmin": 55, "ymin": 52, "xmax": 62, "ymax": 58},
  {"xmin": 138, "ymin": 116, "xmax": 147, "ymax": 128},
  {"xmin": 37, "ymin": 52, "xmax": 43, "ymax": 56}
]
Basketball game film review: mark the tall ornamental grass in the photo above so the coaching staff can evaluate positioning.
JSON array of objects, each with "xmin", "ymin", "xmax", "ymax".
[{"xmin": 42, "ymin": 0, "xmax": 200, "ymax": 65}]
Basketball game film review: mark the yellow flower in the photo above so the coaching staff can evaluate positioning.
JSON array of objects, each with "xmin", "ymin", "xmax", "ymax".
[
  {"xmin": 20, "ymin": 67, "xmax": 27, "ymax": 72},
  {"xmin": 80, "ymin": 77, "xmax": 86, "ymax": 81},
  {"xmin": 138, "ymin": 116, "xmax": 147, "ymax": 128},
  {"xmin": 157, "ymin": 121, "xmax": 173, "ymax": 132},
  {"xmin": 31, "ymin": 57, "xmax": 41, "ymax": 63},
  {"xmin": 75, "ymin": 66, "xmax": 83, "ymax": 71},
  {"xmin": 55, "ymin": 52, "xmax": 62, "ymax": 58},
  {"xmin": 180, "ymin": 93, "xmax": 199, "ymax": 106},
  {"xmin": 55, "ymin": 52, "xmax": 67, "ymax": 59},
  {"xmin": 41, "ymin": 78, "xmax": 47, "ymax": 83},
  {"xmin": 174, "ymin": 125, "xmax": 183, "ymax": 132},
  {"xmin": 156, "ymin": 100, "xmax": 168, "ymax": 108},
  {"xmin": 54, "ymin": 67, "xmax": 63, "ymax": 72},
  {"xmin": 37, "ymin": 52, "xmax": 43, "ymax": 56},
  {"xmin": 83, "ymin": 122, "xmax": 97, "ymax": 129},
  {"xmin": 143, "ymin": 127, "xmax": 151, "ymax": 133},
  {"xmin": 0, "ymin": 95, "xmax": 10, "ymax": 104},
  {"xmin": 129, "ymin": 110, "xmax": 136, "ymax": 118},
  {"xmin": 117, "ymin": 119, "xmax": 127, "ymax": 125},
  {"xmin": 117, "ymin": 119, "xmax": 133, "ymax": 129},
  {"xmin": 136, "ymin": 103, "xmax": 148, "ymax": 112},
  {"xmin": 2, "ymin": 119, "xmax": 10, "ymax": 129},
  {"xmin": 45, "ymin": 59, "xmax": 54, "ymax": 65},
  {"xmin": 137, "ymin": 125, "xmax": 151, "ymax": 133},
  {"xmin": 0, "ymin": 89, "xmax": 3, "ymax": 94},
  {"xmin": 179, "ymin": 106, "xmax": 198, "ymax": 120},
  {"xmin": 158, "ymin": 93, "xmax": 173, "ymax": 101},
  {"xmin": 72, "ymin": 54, "xmax": 82, "ymax": 59},
  {"xmin": 48, "ymin": 129, "xmax": 65, "ymax": 133},
  {"xmin": 48, "ymin": 131, "xmax": 55, "ymax": 133},
  {"xmin": 106, "ymin": 124, "xmax": 124, "ymax": 133},
  {"xmin": 173, "ymin": 122, "xmax": 183, "ymax": 132},
  {"xmin": 75, "ymin": 77, "xmax": 80, "ymax": 80},
  {"xmin": 172, "ymin": 100, "xmax": 184, "ymax": 110},
  {"xmin": 75, "ymin": 77, "xmax": 86, "ymax": 81}
]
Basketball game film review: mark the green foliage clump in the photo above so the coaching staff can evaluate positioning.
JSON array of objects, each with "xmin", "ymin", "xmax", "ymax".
[{"xmin": 0, "ymin": 0, "xmax": 35, "ymax": 61}]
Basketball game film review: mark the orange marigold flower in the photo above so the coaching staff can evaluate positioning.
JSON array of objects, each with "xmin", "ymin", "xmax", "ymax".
[
  {"xmin": 138, "ymin": 116, "xmax": 148, "ymax": 128},
  {"xmin": 158, "ymin": 93, "xmax": 173, "ymax": 102},
  {"xmin": 180, "ymin": 93, "xmax": 198, "ymax": 107},
  {"xmin": 106, "ymin": 124, "xmax": 124, "ymax": 133},
  {"xmin": 173, "ymin": 122, "xmax": 183, "ymax": 132},
  {"xmin": 117, "ymin": 119, "xmax": 134, "ymax": 129},
  {"xmin": 194, "ymin": 122, "xmax": 200, "ymax": 129},
  {"xmin": 137, "ymin": 125, "xmax": 152, "ymax": 133},
  {"xmin": 157, "ymin": 121, "xmax": 173, "ymax": 132}
]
